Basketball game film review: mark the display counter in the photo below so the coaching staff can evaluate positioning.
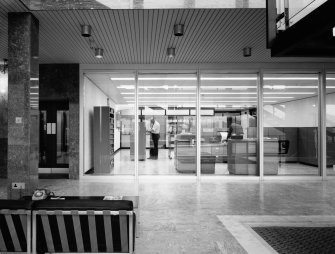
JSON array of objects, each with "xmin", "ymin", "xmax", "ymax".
[
  {"xmin": 174, "ymin": 134, "xmax": 216, "ymax": 173},
  {"xmin": 227, "ymin": 138, "xmax": 279, "ymax": 175}
]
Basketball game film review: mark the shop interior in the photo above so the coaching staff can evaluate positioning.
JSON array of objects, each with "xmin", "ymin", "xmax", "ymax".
[{"xmin": 81, "ymin": 72, "xmax": 335, "ymax": 176}]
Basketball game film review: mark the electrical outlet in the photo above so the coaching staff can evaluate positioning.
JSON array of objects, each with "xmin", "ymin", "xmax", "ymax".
[{"xmin": 12, "ymin": 182, "xmax": 25, "ymax": 189}]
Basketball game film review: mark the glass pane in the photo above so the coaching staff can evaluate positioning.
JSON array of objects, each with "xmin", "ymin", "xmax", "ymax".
[
  {"xmin": 56, "ymin": 110, "xmax": 69, "ymax": 164},
  {"xmin": 83, "ymin": 72, "xmax": 135, "ymax": 175},
  {"xmin": 138, "ymin": 73, "xmax": 197, "ymax": 175},
  {"xmin": 326, "ymin": 73, "xmax": 335, "ymax": 176},
  {"xmin": 263, "ymin": 73, "xmax": 319, "ymax": 176},
  {"xmin": 276, "ymin": 0, "xmax": 327, "ymax": 30},
  {"xmin": 200, "ymin": 73, "xmax": 258, "ymax": 176},
  {"xmin": 39, "ymin": 110, "xmax": 47, "ymax": 166}
]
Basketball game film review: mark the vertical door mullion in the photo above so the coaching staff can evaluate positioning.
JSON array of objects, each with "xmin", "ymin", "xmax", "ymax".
[
  {"xmin": 319, "ymin": 70, "xmax": 326, "ymax": 179},
  {"xmin": 196, "ymin": 70, "xmax": 201, "ymax": 180},
  {"xmin": 258, "ymin": 71, "xmax": 264, "ymax": 180},
  {"xmin": 135, "ymin": 71, "xmax": 139, "ymax": 180}
]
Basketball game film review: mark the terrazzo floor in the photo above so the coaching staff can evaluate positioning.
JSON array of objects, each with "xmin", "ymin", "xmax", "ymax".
[
  {"xmin": 89, "ymin": 149, "xmax": 322, "ymax": 176},
  {"xmin": 2, "ymin": 179, "xmax": 335, "ymax": 253}
]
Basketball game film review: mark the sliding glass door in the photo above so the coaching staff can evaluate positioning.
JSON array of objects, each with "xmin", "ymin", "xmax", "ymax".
[
  {"xmin": 137, "ymin": 73, "xmax": 197, "ymax": 175},
  {"xmin": 200, "ymin": 73, "xmax": 258, "ymax": 176},
  {"xmin": 263, "ymin": 73, "xmax": 319, "ymax": 176}
]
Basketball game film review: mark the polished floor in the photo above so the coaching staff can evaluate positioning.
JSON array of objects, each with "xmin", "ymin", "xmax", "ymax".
[
  {"xmin": 92, "ymin": 149, "xmax": 322, "ymax": 176},
  {"xmin": 2, "ymin": 178, "xmax": 335, "ymax": 253}
]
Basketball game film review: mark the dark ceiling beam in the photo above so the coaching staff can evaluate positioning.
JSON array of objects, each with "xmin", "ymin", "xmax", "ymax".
[{"xmin": 270, "ymin": 0, "xmax": 335, "ymax": 57}]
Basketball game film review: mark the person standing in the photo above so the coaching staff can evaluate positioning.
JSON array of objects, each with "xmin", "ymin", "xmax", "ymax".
[{"xmin": 149, "ymin": 118, "xmax": 160, "ymax": 159}]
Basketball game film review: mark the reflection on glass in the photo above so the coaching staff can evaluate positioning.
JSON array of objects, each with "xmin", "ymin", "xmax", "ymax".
[
  {"xmin": 39, "ymin": 110, "xmax": 47, "ymax": 166},
  {"xmin": 138, "ymin": 73, "xmax": 197, "ymax": 175},
  {"xmin": 263, "ymin": 73, "xmax": 319, "ymax": 176},
  {"xmin": 326, "ymin": 73, "xmax": 335, "ymax": 176},
  {"xmin": 276, "ymin": 0, "xmax": 327, "ymax": 30},
  {"xmin": 56, "ymin": 110, "xmax": 69, "ymax": 164},
  {"xmin": 200, "ymin": 74, "xmax": 258, "ymax": 175}
]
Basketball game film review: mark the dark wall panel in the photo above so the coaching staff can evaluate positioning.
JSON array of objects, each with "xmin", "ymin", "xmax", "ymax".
[{"xmin": 39, "ymin": 64, "xmax": 79, "ymax": 179}]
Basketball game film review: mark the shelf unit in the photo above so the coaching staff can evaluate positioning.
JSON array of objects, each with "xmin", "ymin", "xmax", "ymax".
[
  {"xmin": 109, "ymin": 107, "xmax": 115, "ymax": 168},
  {"xmin": 93, "ymin": 106, "xmax": 115, "ymax": 174}
]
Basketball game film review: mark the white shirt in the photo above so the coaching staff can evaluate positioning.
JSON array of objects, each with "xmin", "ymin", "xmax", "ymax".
[{"xmin": 150, "ymin": 121, "xmax": 160, "ymax": 134}]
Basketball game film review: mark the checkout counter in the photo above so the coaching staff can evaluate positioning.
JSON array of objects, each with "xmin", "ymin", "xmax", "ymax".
[{"xmin": 174, "ymin": 133, "xmax": 217, "ymax": 174}]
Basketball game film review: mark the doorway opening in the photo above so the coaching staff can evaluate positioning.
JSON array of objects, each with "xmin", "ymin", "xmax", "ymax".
[{"xmin": 39, "ymin": 100, "xmax": 69, "ymax": 178}]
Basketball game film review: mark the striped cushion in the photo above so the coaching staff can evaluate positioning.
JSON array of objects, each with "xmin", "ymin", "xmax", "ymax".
[
  {"xmin": 0, "ymin": 200, "xmax": 32, "ymax": 253},
  {"xmin": 36, "ymin": 212, "xmax": 135, "ymax": 253}
]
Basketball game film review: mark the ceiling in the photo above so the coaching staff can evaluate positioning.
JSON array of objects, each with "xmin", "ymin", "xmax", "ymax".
[{"xmin": 1, "ymin": 0, "xmax": 335, "ymax": 64}]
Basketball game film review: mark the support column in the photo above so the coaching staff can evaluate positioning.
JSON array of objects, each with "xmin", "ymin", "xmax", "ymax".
[{"xmin": 7, "ymin": 12, "xmax": 39, "ymax": 199}]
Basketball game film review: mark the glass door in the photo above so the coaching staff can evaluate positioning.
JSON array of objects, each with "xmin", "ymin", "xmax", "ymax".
[
  {"xmin": 200, "ymin": 73, "xmax": 258, "ymax": 176},
  {"xmin": 263, "ymin": 73, "xmax": 319, "ymax": 176},
  {"xmin": 137, "ymin": 73, "xmax": 197, "ymax": 175},
  {"xmin": 39, "ymin": 100, "xmax": 69, "ymax": 175}
]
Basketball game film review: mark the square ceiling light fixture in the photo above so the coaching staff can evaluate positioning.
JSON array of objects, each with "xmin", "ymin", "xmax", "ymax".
[
  {"xmin": 243, "ymin": 47, "xmax": 252, "ymax": 57},
  {"xmin": 167, "ymin": 47, "xmax": 176, "ymax": 58}
]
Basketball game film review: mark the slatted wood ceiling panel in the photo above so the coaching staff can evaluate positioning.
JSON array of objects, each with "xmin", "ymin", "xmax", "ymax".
[
  {"xmin": 0, "ymin": 0, "xmax": 27, "ymax": 59},
  {"xmin": 33, "ymin": 9, "xmax": 265, "ymax": 64},
  {"xmin": 1, "ymin": 6, "xmax": 334, "ymax": 63}
]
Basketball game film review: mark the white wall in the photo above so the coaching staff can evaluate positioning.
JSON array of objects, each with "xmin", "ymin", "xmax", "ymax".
[
  {"xmin": 327, "ymin": 93, "xmax": 335, "ymax": 127},
  {"xmin": 264, "ymin": 96, "xmax": 318, "ymax": 127},
  {"xmin": 83, "ymin": 77, "xmax": 115, "ymax": 173}
]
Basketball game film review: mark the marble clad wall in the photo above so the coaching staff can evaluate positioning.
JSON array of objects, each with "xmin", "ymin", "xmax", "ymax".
[
  {"xmin": 39, "ymin": 64, "xmax": 80, "ymax": 179},
  {"xmin": 7, "ymin": 12, "xmax": 39, "ymax": 198}
]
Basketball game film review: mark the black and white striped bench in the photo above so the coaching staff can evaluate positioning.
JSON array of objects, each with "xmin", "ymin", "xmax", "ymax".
[
  {"xmin": 0, "ymin": 200, "xmax": 32, "ymax": 253},
  {"xmin": 32, "ymin": 199, "xmax": 135, "ymax": 254}
]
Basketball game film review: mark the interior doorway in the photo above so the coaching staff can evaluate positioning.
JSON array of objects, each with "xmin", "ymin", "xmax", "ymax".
[{"xmin": 39, "ymin": 100, "xmax": 69, "ymax": 177}]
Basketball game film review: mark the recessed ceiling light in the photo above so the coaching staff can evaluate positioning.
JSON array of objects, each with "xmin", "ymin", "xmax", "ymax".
[{"xmin": 333, "ymin": 27, "xmax": 335, "ymax": 37}]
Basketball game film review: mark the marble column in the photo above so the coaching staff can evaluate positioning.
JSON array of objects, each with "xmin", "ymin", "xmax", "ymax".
[{"xmin": 7, "ymin": 12, "xmax": 39, "ymax": 199}]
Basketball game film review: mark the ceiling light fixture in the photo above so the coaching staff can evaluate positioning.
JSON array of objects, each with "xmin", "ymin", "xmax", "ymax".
[
  {"xmin": 95, "ymin": 48, "xmax": 104, "ymax": 58},
  {"xmin": 201, "ymin": 77, "xmax": 257, "ymax": 80},
  {"xmin": 333, "ymin": 27, "xmax": 335, "ymax": 37},
  {"xmin": 111, "ymin": 78, "xmax": 135, "ymax": 81},
  {"xmin": 0, "ymin": 59, "xmax": 8, "ymax": 74},
  {"xmin": 167, "ymin": 47, "xmax": 176, "ymax": 58},
  {"xmin": 81, "ymin": 24, "xmax": 92, "ymax": 37},
  {"xmin": 174, "ymin": 24, "xmax": 184, "ymax": 36},
  {"xmin": 243, "ymin": 47, "xmax": 252, "ymax": 57}
]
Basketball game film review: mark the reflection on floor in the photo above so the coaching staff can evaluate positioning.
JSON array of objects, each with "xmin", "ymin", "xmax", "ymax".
[
  {"xmin": 2, "ymin": 179, "xmax": 335, "ymax": 253},
  {"xmin": 97, "ymin": 149, "xmax": 323, "ymax": 176}
]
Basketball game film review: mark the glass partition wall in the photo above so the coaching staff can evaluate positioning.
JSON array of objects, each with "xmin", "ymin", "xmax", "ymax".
[
  {"xmin": 326, "ymin": 73, "xmax": 335, "ymax": 176},
  {"xmin": 137, "ymin": 73, "xmax": 197, "ymax": 175},
  {"xmin": 82, "ymin": 70, "xmax": 332, "ymax": 178},
  {"xmin": 263, "ymin": 73, "xmax": 319, "ymax": 176},
  {"xmin": 200, "ymin": 74, "xmax": 258, "ymax": 176}
]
